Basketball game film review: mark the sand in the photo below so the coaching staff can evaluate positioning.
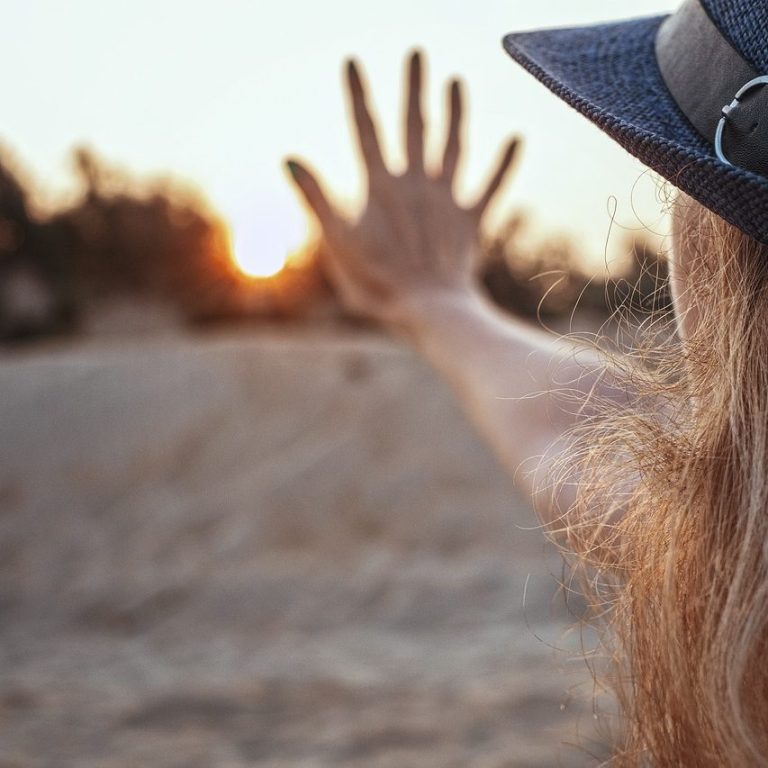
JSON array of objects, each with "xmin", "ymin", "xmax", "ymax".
[{"xmin": 0, "ymin": 328, "xmax": 612, "ymax": 767}]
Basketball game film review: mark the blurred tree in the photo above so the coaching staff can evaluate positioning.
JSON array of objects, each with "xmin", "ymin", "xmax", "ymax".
[
  {"xmin": 0, "ymin": 157, "xmax": 77, "ymax": 341},
  {"xmin": 478, "ymin": 212, "xmax": 671, "ymax": 329},
  {"xmin": 55, "ymin": 149, "xmax": 331, "ymax": 326},
  {"xmin": 60, "ymin": 148, "xmax": 237, "ymax": 316},
  {"xmin": 0, "ymin": 146, "xmax": 672, "ymax": 343}
]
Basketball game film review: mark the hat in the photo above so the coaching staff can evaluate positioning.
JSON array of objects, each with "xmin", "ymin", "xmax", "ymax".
[{"xmin": 503, "ymin": 0, "xmax": 768, "ymax": 245}]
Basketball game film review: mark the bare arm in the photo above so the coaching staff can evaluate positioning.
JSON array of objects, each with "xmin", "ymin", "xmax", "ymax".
[
  {"xmin": 388, "ymin": 286, "xmax": 616, "ymax": 527},
  {"xmin": 285, "ymin": 51, "xmax": 623, "ymax": 529}
]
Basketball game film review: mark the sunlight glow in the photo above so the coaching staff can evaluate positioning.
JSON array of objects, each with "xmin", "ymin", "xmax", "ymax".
[
  {"xmin": 0, "ymin": 0, "xmax": 676, "ymax": 270},
  {"xmin": 233, "ymin": 241, "xmax": 288, "ymax": 279},
  {"xmin": 229, "ymin": 211, "xmax": 307, "ymax": 280}
]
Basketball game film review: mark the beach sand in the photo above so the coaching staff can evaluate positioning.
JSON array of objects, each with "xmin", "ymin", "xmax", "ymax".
[{"xmin": 0, "ymin": 328, "xmax": 612, "ymax": 767}]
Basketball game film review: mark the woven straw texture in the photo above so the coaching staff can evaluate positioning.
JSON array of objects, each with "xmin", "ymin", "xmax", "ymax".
[
  {"xmin": 703, "ymin": 0, "xmax": 768, "ymax": 72},
  {"xmin": 503, "ymin": 6, "xmax": 768, "ymax": 245}
]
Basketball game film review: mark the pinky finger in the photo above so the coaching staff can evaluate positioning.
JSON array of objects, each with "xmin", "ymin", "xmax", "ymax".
[
  {"xmin": 441, "ymin": 79, "xmax": 463, "ymax": 185},
  {"xmin": 471, "ymin": 138, "xmax": 520, "ymax": 220},
  {"xmin": 285, "ymin": 158, "xmax": 344, "ymax": 237}
]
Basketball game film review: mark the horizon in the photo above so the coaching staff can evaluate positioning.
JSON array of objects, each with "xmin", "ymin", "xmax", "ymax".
[{"xmin": 2, "ymin": 0, "xmax": 676, "ymax": 274}]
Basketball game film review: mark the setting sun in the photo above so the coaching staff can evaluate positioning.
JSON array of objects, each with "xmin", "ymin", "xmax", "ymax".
[
  {"xmin": 233, "ymin": 244, "xmax": 288, "ymax": 279},
  {"xmin": 229, "ymin": 212, "xmax": 307, "ymax": 279}
]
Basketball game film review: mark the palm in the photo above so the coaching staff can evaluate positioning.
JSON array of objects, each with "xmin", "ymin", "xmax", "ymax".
[{"xmin": 286, "ymin": 51, "xmax": 519, "ymax": 323}]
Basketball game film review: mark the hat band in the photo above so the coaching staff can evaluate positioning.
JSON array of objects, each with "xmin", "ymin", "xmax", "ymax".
[{"xmin": 655, "ymin": 0, "xmax": 768, "ymax": 176}]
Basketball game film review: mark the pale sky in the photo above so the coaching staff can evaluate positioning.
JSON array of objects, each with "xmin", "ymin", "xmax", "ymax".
[{"xmin": 1, "ymin": 0, "xmax": 677, "ymax": 273}]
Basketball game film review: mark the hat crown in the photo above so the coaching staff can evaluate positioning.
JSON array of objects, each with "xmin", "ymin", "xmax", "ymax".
[{"xmin": 702, "ymin": 0, "xmax": 768, "ymax": 71}]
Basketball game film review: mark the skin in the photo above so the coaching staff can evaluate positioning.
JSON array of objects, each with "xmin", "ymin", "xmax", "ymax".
[{"xmin": 286, "ymin": 51, "xmax": 682, "ymax": 528}]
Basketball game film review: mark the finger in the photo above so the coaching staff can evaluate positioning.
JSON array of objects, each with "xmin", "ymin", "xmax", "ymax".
[
  {"xmin": 345, "ymin": 59, "xmax": 388, "ymax": 178},
  {"xmin": 471, "ymin": 138, "xmax": 520, "ymax": 220},
  {"xmin": 285, "ymin": 158, "xmax": 344, "ymax": 237},
  {"xmin": 405, "ymin": 50, "xmax": 426, "ymax": 174},
  {"xmin": 441, "ymin": 78, "xmax": 463, "ymax": 185}
]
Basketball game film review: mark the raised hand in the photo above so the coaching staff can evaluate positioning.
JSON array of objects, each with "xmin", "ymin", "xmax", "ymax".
[{"xmin": 285, "ymin": 50, "xmax": 519, "ymax": 326}]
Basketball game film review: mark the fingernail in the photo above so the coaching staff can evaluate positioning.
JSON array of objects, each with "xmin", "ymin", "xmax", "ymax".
[{"xmin": 285, "ymin": 160, "xmax": 300, "ymax": 180}]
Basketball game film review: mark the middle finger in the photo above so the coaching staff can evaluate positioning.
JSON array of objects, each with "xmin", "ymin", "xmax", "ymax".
[{"xmin": 405, "ymin": 50, "xmax": 426, "ymax": 175}]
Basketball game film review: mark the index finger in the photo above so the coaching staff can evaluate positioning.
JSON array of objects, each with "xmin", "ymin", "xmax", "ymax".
[{"xmin": 345, "ymin": 59, "xmax": 388, "ymax": 179}]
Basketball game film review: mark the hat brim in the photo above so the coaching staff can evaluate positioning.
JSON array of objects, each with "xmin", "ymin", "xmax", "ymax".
[{"xmin": 503, "ymin": 15, "xmax": 768, "ymax": 245}]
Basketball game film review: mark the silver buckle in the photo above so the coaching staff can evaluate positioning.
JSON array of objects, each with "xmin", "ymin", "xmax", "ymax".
[{"xmin": 715, "ymin": 75, "xmax": 768, "ymax": 166}]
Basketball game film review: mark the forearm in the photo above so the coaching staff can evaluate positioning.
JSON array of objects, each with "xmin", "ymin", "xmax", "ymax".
[{"xmin": 388, "ymin": 287, "xmax": 620, "ymax": 525}]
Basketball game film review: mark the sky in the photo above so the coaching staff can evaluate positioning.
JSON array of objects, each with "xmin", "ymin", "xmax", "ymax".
[{"xmin": 1, "ymin": 0, "xmax": 677, "ymax": 274}]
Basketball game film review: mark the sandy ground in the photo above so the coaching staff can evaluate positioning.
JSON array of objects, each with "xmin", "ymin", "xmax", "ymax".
[{"xmin": 0, "ymin": 328, "xmax": 613, "ymax": 767}]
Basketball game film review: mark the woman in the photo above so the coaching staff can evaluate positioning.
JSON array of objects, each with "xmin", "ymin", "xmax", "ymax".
[{"xmin": 286, "ymin": 1, "xmax": 768, "ymax": 764}]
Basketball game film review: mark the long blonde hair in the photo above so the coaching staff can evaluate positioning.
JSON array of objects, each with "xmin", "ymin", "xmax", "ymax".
[{"xmin": 560, "ymin": 195, "xmax": 768, "ymax": 766}]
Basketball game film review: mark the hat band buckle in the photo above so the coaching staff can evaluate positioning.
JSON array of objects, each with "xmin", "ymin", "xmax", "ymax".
[
  {"xmin": 715, "ymin": 76, "xmax": 768, "ymax": 167},
  {"xmin": 656, "ymin": 0, "xmax": 768, "ymax": 176}
]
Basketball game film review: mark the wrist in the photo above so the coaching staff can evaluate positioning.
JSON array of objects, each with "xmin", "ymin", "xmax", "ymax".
[{"xmin": 383, "ymin": 281, "xmax": 491, "ymax": 339}]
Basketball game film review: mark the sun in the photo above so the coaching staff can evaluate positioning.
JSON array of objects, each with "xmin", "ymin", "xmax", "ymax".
[
  {"xmin": 234, "ymin": 246, "xmax": 287, "ymax": 279},
  {"xmin": 231, "ymin": 228, "xmax": 289, "ymax": 279},
  {"xmin": 228, "ymin": 212, "xmax": 308, "ymax": 280}
]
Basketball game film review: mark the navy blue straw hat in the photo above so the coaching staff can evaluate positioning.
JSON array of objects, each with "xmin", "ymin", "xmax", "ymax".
[{"xmin": 503, "ymin": 0, "xmax": 768, "ymax": 246}]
